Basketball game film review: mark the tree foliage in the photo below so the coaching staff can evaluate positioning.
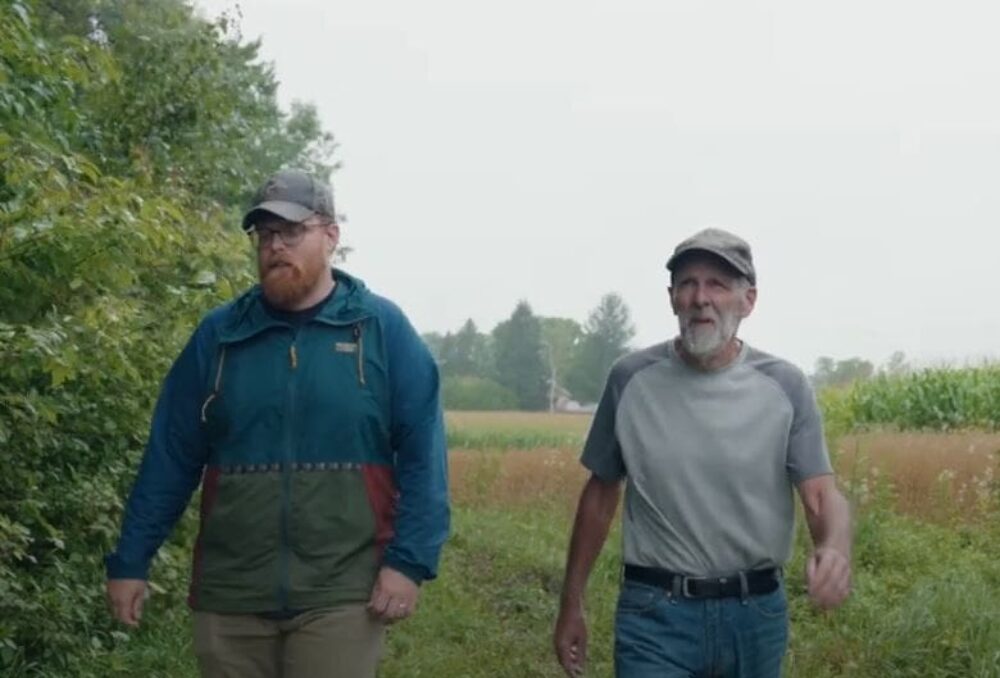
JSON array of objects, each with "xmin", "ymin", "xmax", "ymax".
[
  {"xmin": 565, "ymin": 293, "xmax": 635, "ymax": 403},
  {"xmin": 435, "ymin": 319, "xmax": 493, "ymax": 379},
  {"xmin": 492, "ymin": 301, "xmax": 548, "ymax": 411},
  {"xmin": 440, "ymin": 375, "xmax": 519, "ymax": 411},
  {"xmin": 540, "ymin": 316, "xmax": 583, "ymax": 399},
  {"xmin": 0, "ymin": 1, "xmax": 335, "ymax": 673},
  {"xmin": 429, "ymin": 293, "xmax": 636, "ymax": 410}
]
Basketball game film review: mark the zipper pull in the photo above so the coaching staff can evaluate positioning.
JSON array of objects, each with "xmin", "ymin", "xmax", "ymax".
[{"xmin": 289, "ymin": 344, "xmax": 298, "ymax": 370}]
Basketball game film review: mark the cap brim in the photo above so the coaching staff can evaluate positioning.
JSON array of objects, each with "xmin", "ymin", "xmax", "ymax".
[
  {"xmin": 666, "ymin": 247, "xmax": 754, "ymax": 283},
  {"xmin": 242, "ymin": 201, "xmax": 316, "ymax": 231}
]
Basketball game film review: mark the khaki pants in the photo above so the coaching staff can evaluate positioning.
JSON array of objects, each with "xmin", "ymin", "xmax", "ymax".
[{"xmin": 193, "ymin": 605, "xmax": 385, "ymax": 678}]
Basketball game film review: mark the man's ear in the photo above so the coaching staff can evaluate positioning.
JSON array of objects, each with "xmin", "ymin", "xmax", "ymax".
[
  {"xmin": 668, "ymin": 287, "xmax": 679, "ymax": 316},
  {"xmin": 326, "ymin": 223, "xmax": 340, "ymax": 255},
  {"xmin": 742, "ymin": 286, "xmax": 758, "ymax": 318}
]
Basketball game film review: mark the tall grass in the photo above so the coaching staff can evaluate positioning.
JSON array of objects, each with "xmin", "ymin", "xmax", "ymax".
[{"xmin": 836, "ymin": 431, "xmax": 1000, "ymax": 523}]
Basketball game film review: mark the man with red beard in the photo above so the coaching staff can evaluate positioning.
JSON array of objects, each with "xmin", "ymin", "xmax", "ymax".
[
  {"xmin": 554, "ymin": 228, "xmax": 851, "ymax": 678},
  {"xmin": 106, "ymin": 169, "xmax": 450, "ymax": 678}
]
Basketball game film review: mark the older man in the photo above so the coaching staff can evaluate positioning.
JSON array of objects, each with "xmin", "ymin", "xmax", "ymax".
[
  {"xmin": 554, "ymin": 228, "xmax": 851, "ymax": 677},
  {"xmin": 106, "ymin": 169, "xmax": 450, "ymax": 678}
]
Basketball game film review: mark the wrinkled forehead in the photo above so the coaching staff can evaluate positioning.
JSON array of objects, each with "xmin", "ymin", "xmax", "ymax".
[{"xmin": 670, "ymin": 250, "xmax": 746, "ymax": 283}]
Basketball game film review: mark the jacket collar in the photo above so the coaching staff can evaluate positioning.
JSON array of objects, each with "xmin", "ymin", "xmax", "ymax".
[{"xmin": 218, "ymin": 268, "xmax": 373, "ymax": 344}]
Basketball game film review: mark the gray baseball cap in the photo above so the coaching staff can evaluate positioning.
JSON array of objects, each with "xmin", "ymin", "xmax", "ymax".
[
  {"xmin": 665, "ymin": 227, "xmax": 756, "ymax": 285},
  {"xmin": 242, "ymin": 169, "xmax": 335, "ymax": 231}
]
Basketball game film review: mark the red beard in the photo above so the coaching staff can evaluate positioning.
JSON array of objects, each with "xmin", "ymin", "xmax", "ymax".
[{"xmin": 259, "ymin": 253, "xmax": 327, "ymax": 310}]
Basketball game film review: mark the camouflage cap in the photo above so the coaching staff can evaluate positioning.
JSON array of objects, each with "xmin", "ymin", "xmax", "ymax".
[
  {"xmin": 242, "ymin": 169, "xmax": 335, "ymax": 231},
  {"xmin": 665, "ymin": 227, "xmax": 756, "ymax": 285}
]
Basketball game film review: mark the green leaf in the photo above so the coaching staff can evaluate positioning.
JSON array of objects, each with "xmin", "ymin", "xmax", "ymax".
[
  {"xmin": 191, "ymin": 270, "xmax": 217, "ymax": 287},
  {"xmin": 11, "ymin": 2, "xmax": 29, "ymax": 27}
]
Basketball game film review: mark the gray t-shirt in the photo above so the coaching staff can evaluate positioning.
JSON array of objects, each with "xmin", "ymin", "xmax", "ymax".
[{"xmin": 581, "ymin": 340, "xmax": 832, "ymax": 577}]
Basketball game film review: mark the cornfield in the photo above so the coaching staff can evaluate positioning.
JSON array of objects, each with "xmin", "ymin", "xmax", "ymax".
[{"xmin": 847, "ymin": 364, "xmax": 1000, "ymax": 431}]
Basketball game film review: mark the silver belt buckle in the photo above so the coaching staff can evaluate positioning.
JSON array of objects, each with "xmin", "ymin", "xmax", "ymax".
[
  {"xmin": 682, "ymin": 574, "xmax": 731, "ymax": 598},
  {"xmin": 681, "ymin": 575, "xmax": 707, "ymax": 598}
]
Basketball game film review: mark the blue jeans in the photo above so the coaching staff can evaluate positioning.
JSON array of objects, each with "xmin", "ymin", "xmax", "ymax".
[{"xmin": 614, "ymin": 578, "xmax": 788, "ymax": 678}]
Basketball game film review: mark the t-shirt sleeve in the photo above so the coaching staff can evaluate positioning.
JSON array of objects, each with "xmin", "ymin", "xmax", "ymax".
[
  {"xmin": 580, "ymin": 367, "xmax": 627, "ymax": 481},
  {"xmin": 785, "ymin": 375, "xmax": 833, "ymax": 484}
]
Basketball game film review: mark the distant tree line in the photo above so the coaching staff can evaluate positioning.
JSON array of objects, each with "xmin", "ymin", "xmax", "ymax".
[
  {"xmin": 810, "ymin": 350, "xmax": 910, "ymax": 390},
  {"xmin": 427, "ymin": 304, "xmax": 919, "ymax": 409},
  {"xmin": 423, "ymin": 293, "xmax": 636, "ymax": 411}
]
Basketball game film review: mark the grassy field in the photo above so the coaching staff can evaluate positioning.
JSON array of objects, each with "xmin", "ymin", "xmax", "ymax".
[{"xmin": 80, "ymin": 411, "xmax": 1000, "ymax": 678}]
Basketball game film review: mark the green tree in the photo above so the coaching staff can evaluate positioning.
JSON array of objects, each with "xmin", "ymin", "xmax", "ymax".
[
  {"xmin": 566, "ymin": 293, "xmax": 636, "ymax": 403},
  {"xmin": 438, "ymin": 319, "xmax": 492, "ymax": 378},
  {"xmin": 492, "ymin": 301, "xmax": 548, "ymax": 410},
  {"xmin": 31, "ymin": 0, "xmax": 336, "ymax": 210},
  {"xmin": 422, "ymin": 331, "xmax": 445, "ymax": 362},
  {"xmin": 0, "ymin": 1, "xmax": 336, "ymax": 672}
]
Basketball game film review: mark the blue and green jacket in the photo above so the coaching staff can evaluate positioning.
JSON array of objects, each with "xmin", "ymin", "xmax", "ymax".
[{"xmin": 106, "ymin": 269, "xmax": 450, "ymax": 613}]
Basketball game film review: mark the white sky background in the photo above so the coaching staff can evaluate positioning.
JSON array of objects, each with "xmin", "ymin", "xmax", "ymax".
[{"xmin": 197, "ymin": 0, "xmax": 1000, "ymax": 372}]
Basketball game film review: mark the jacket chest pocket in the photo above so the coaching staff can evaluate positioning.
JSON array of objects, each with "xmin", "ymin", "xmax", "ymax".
[
  {"xmin": 295, "ymin": 327, "xmax": 389, "ymax": 444},
  {"xmin": 329, "ymin": 323, "xmax": 366, "ymax": 386}
]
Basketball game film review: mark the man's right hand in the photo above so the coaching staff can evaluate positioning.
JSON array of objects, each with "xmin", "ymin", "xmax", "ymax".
[
  {"xmin": 106, "ymin": 578, "xmax": 148, "ymax": 627},
  {"xmin": 554, "ymin": 474, "xmax": 621, "ymax": 677},
  {"xmin": 554, "ymin": 600, "xmax": 587, "ymax": 677}
]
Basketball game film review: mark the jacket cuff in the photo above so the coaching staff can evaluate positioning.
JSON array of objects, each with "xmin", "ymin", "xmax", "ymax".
[
  {"xmin": 105, "ymin": 553, "xmax": 150, "ymax": 580},
  {"xmin": 381, "ymin": 556, "xmax": 429, "ymax": 586}
]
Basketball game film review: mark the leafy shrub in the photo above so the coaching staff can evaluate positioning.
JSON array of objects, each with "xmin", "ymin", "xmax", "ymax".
[{"xmin": 0, "ymin": 1, "xmax": 334, "ymax": 674}]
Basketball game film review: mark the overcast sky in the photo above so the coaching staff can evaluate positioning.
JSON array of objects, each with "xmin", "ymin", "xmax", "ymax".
[{"xmin": 197, "ymin": 0, "xmax": 999, "ymax": 372}]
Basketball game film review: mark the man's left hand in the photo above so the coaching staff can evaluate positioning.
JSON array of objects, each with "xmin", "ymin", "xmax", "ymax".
[
  {"xmin": 806, "ymin": 546, "xmax": 851, "ymax": 610},
  {"xmin": 367, "ymin": 566, "xmax": 419, "ymax": 623}
]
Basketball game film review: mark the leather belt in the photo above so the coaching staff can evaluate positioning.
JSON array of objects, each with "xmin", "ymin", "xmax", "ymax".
[{"xmin": 623, "ymin": 564, "xmax": 780, "ymax": 599}]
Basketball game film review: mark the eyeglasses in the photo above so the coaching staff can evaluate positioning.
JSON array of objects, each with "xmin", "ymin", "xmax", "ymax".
[{"xmin": 249, "ymin": 221, "xmax": 316, "ymax": 249}]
